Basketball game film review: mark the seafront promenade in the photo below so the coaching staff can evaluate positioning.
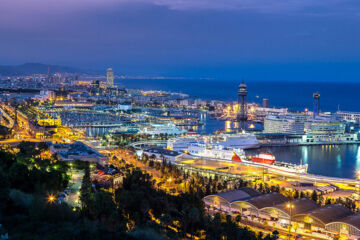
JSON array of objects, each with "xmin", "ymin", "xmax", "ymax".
[
  {"xmin": 176, "ymin": 155, "xmax": 358, "ymax": 186},
  {"xmin": 130, "ymin": 139, "xmax": 359, "ymax": 186}
]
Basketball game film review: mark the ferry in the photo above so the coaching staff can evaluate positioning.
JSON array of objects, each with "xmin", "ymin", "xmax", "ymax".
[
  {"xmin": 167, "ymin": 130, "xmax": 200, "ymax": 150},
  {"xmin": 139, "ymin": 123, "xmax": 186, "ymax": 135},
  {"xmin": 188, "ymin": 143, "xmax": 246, "ymax": 160},
  {"xmin": 167, "ymin": 131, "xmax": 260, "ymax": 150},
  {"xmin": 205, "ymin": 132, "xmax": 260, "ymax": 149},
  {"xmin": 186, "ymin": 143, "xmax": 308, "ymax": 174}
]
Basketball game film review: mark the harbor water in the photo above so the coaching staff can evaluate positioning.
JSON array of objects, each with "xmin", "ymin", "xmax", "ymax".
[
  {"xmin": 246, "ymin": 144, "xmax": 360, "ymax": 179},
  {"xmin": 112, "ymin": 79, "xmax": 360, "ymax": 179}
]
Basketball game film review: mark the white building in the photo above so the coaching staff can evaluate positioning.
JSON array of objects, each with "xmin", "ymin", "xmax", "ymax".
[
  {"xmin": 33, "ymin": 90, "xmax": 55, "ymax": 101},
  {"xmin": 264, "ymin": 114, "xmax": 305, "ymax": 135},
  {"xmin": 336, "ymin": 111, "xmax": 360, "ymax": 123},
  {"xmin": 304, "ymin": 116, "xmax": 345, "ymax": 136},
  {"xmin": 106, "ymin": 68, "xmax": 114, "ymax": 88}
]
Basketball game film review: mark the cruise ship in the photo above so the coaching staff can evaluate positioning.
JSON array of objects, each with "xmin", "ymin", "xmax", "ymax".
[
  {"xmin": 139, "ymin": 123, "xmax": 186, "ymax": 135},
  {"xmin": 206, "ymin": 132, "xmax": 260, "ymax": 149},
  {"xmin": 186, "ymin": 144, "xmax": 308, "ymax": 174},
  {"xmin": 188, "ymin": 143, "xmax": 245, "ymax": 160},
  {"xmin": 167, "ymin": 131, "xmax": 260, "ymax": 151}
]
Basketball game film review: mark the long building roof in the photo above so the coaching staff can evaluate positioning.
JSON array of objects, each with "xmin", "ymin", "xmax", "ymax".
[
  {"xmin": 266, "ymin": 198, "xmax": 319, "ymax": 216},
  {"xmin": 206, "ymin": 188, "xmax": 260, "ymax": 203},
  {"xmin": 329, "ymin": 213, "xmax": 360, "ymax": 230},
  {"xmin": 242, "ymin": 192, "xmax": 288, "ymax": 209},
  {"xmin": 295, "ymin": 204, "xmax": 352, "ymax": 225}
]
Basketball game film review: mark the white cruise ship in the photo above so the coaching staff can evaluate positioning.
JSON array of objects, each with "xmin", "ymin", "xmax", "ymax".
[
  {"xmin": 186, "ymin": 144, "xmax": 308, "ymax": 174},
  {"xmin": 139, "ymin": 123, "xmax": 186, "ymax": 135},
  {"xmin": 167, "ymin": 132, "xmax": 259, "ymax": 150},
  {"xmin": 206, "ymin": 132, "xmax": 260, "ymax": 149},
  {"xmin": 188, "ymin": 143, "xmax": 245, "ymax": 160},
  {"xmin": 167, "ymin": 136, "xmax": 198, "ymax": 150}
]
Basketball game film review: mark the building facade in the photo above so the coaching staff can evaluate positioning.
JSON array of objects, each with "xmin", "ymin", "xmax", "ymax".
[{"xmin": 106, "ymin": 68, "xmax": 114, "ymax": 88}]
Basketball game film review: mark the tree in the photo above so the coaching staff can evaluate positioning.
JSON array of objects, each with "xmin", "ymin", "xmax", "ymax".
[
  {"xmin": 93, "ymin": 191, "xmax": 116, "ymax": 222},
  {"xmin": 300, "ymin": 191, "xmax": 305, "ymax": 198},
  {"xmin": 80, "ymin": 162, "xmax": 93, "ymax": 215},
  {"xmin": 160, "ymin": 213, "xmax": 172, "ymax": 230},
  {"xmin": 293, "ymin": 190, "xmax": 299, "ymax": 199},
  {"xmin": 235, "ymin": 214, "xmax": 242, "ymax": 224},
  {"xmin": 8, "ymin": 162, "xmax": 29, "ymax": 191},
  {"xmin": 0, "ymin": 169, "xmax": 10, "ymax": 213},
  {"xmin": 311, "ymin": 190, "xmax": 318, "ymax": 202},
  {"xmin": 188, "ymin": 207, "xmax": 200, "ymax": 239},
  {"xmin": 18, "ymin": 141, "xmax": 40, "ymax": 157}
]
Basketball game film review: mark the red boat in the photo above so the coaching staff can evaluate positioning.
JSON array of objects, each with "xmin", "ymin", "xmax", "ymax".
[{"xmin": 251, "ymin": 153, "xmax": 276, "ymax": 165}]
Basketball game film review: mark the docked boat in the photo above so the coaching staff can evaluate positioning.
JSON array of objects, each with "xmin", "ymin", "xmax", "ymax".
[
  {"xmin": 187, "ymin": 143, "xmax": 245, "ymax": 160},
  {"xmin": 167, "ymin": 131, "xmax": 260, "ymax": 151},
  {"xmin": 186, "ymin": 144, "xmax": 308, "ymax": 174},
  {"xmin": 251, "ymin": 153, "xmax": 276, "ymax": 165},
  {"xmin": 139, "ymin": 122, "xmax": 186, "ymax": 135}
]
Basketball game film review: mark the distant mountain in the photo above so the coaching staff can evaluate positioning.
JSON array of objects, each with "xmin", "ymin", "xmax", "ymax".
[{"xmin": 0, "ymin": 63, "xmax": 91, "ymax": 76}]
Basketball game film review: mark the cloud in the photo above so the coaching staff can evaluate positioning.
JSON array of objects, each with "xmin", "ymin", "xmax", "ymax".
[
  {"xmin": 149, "ymin": 0, "xmax": 359, "ymax": 15},
  {"xmin": 1, "ymin": 0, "xmax": 359, "ymax": 14}
]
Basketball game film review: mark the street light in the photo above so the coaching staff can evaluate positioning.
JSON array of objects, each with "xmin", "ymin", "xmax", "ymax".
[
  {"xmin": 47, "ymin": 194, "xmax": 56, "ymax": 204},
  {"xmin": 286, "ymin": 202, "xmax": 295, "ymax": 240}
]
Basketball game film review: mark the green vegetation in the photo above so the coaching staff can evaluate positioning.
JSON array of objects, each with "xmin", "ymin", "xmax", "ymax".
[{"xmin": 0, "ymin": 141, "xmax": 277, "ymax": 239}]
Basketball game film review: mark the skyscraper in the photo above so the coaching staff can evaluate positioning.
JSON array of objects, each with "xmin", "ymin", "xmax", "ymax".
[
  {"xmin": 262, "ymin": 98, "xmax": 269, "ymax": 108},
  {"xmin": 237, "ymin": 82, "xmax": 248, "ymax": 130},
  {"xmin": 313, "ymin": 92, "xmax": 320, "ymax": 118},
  {"xmin": 106, "ymin": 68, "xmax": 114, "ymax": 88}
]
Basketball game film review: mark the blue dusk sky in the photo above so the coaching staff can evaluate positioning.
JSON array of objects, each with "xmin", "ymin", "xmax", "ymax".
[{"xmin": 1, "ymin": 0, "xmax": 360, "ymax": 81}]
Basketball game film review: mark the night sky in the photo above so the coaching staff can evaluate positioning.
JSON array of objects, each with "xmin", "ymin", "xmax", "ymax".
[{"xmin": 2, "ymin": 0, "xmax": 360, "ymax": 80}]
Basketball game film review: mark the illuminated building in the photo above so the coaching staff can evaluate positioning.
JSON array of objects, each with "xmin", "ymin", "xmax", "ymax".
[
  {"xmin": 204, "ymin": 189, "xmax": 360, "ymax": 238},
  {"xmin": 264, "ymin": 114, "xmax": 306, "ymax": 135},
  {"xmin": 76, "ymin": 81, "xmax": 91, "ymax": 86},
  {"xmin": 262, "ymin": 98, "xmax": 269, "ymax": 108},
  {"xmin": 33, "ymin": 90, "xmax": 55, "ymax": 101},
  {"xmin": 54, "ymin": 101, "xmax": 95, "ymax": 107},
  {"xmin": 91, "ymin": 80, "xmax": 100, "ymax": 89},
  {"xmin": 37, "ymin": 116, "xmax": 61, "ymax": 127},
  {"xmin": 336, "ymin": 110, "xmax": 360, "ymax": 124},
  {"xmin": 263, "ymin": 113, "xmax": 357, "ymax": 144},
  {"xmin": 50, "ymin": 141, "xmax": 108, "ymax": 165},
  {"xmin": 106, "ymin": 68, "xmax": 114, "ymax": 88},
  {"xmin": 90, "ymin": 80, "xmax": 101, "ymax": 96},
  {"xmin": 313, "ymin": 92, "xmax": 320, "ymax": 118}
]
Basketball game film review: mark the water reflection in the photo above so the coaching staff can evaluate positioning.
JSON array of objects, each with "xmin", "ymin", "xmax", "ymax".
[
  {"xmin": 247, "ymin": 144, "xmax": 360, "ymax": 179},
  {"xmin": 356, "ymin": 146, "xmax": 360, "ymax": 170},
  {"xmin": 336, "ymin": 154, "xmax": 342, "ymax": 172},
  {"xmin": 301, "ymin": 147, "xmax": 308, "ymax": 165}
]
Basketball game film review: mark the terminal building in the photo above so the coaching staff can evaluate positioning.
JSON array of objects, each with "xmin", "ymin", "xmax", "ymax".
[
  {"xmin": 336, "ymin": 111, "xmax": 360, "ymax": 124},
  {"xmin": 264, "ymin": 114, "xmax": 306, "ymax": 135},
  {"xmin": 204, "ymin": 189, "xmax": 360, "ymax": 239},
  {"xmin": 141, "ymin": 147, "xmax": 182, "ymax": 163},
  {"xmin": 261, "ymin": 113, "xmax": 357, "ymax": 145}
]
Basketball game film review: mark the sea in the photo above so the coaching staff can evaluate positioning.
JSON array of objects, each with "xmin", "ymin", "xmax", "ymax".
[
  {"xmin": 114, "ymin": 79, "xmax": 360, "ymax": 179},
  {"xmin": 116, "ymin": 79, "xmax": 360, "ymax": 112}
]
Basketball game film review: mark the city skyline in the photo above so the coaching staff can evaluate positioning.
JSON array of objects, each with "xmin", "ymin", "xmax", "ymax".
[{"xmin": 2, "ymin": 0, "xmax": 360, "ymax": 80}]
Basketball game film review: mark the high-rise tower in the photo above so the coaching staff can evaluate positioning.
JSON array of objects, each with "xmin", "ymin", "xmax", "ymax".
[
  {"xmin": 106, "ymin": 68, "xmax": 114, "ymax": 88},
  {"xmin": 237, "ymin": 82, "xmax": 248, "ymax": 130},
  {"xmin": 313, "ymin": 92, "xmax": 320, "ymax": 118}
]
